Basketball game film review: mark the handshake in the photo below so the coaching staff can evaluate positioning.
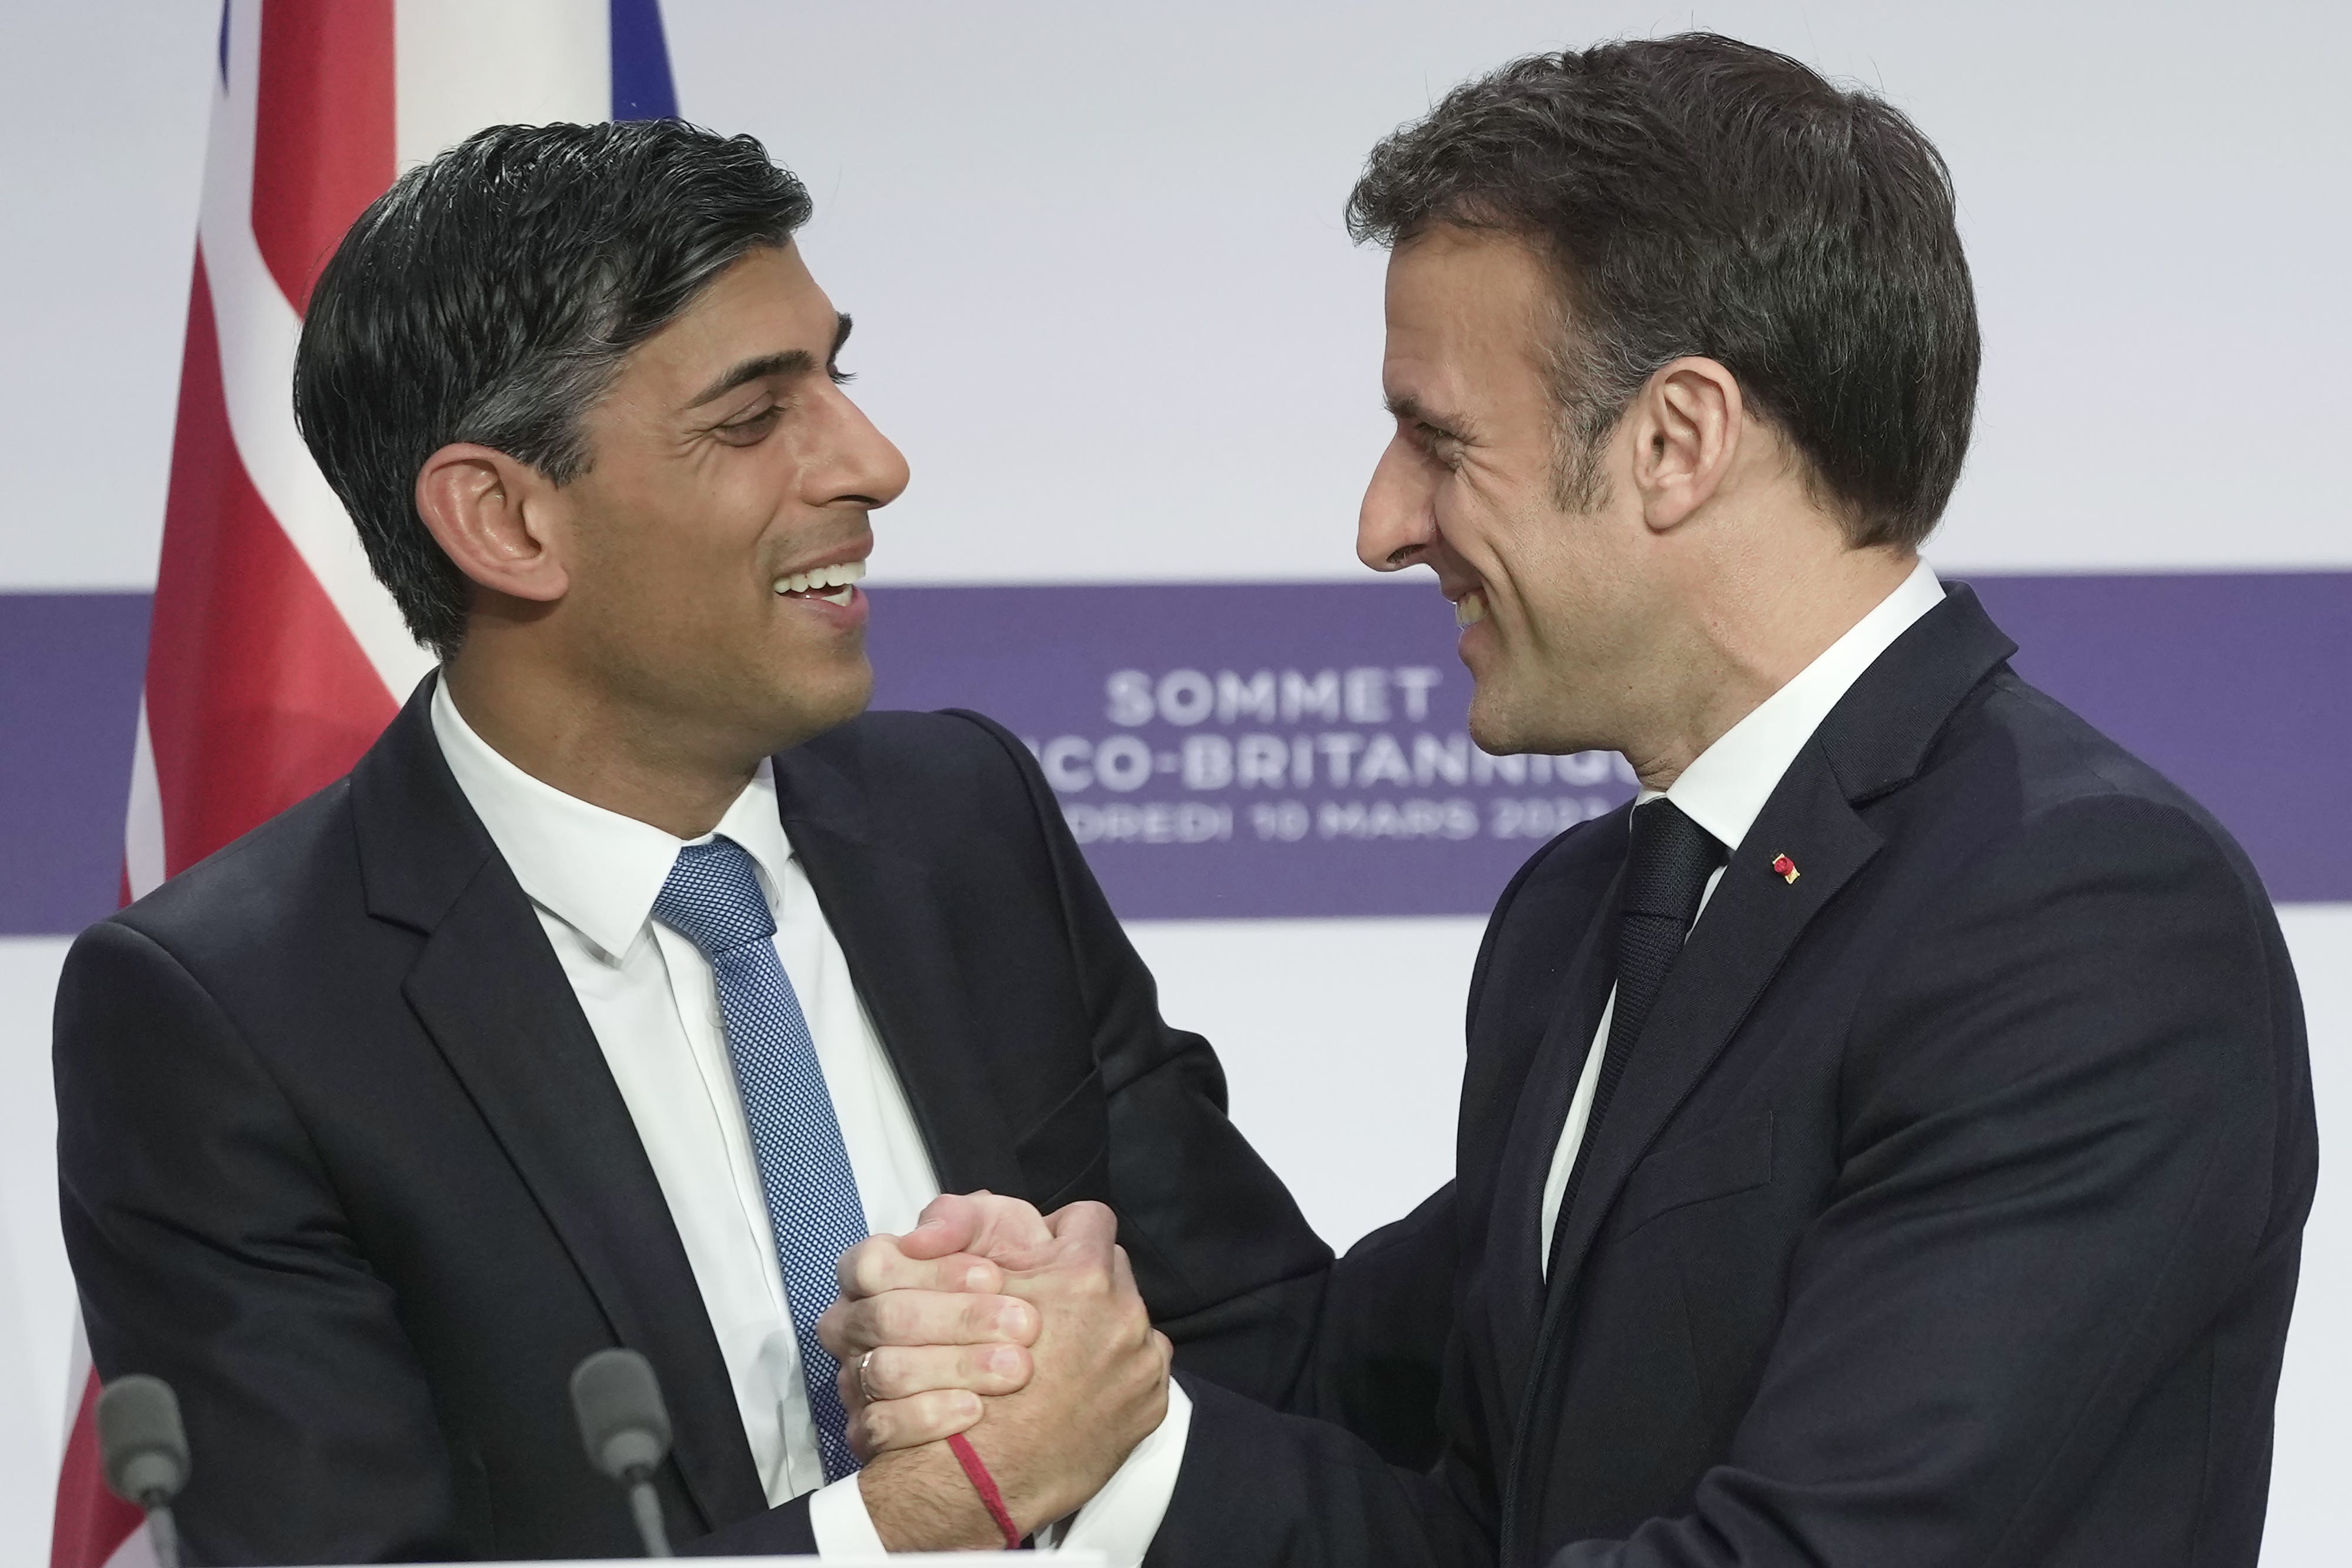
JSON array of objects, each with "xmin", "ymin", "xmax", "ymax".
[{"xmin": 818, "ymin": 1193, "xmax": 1175, "ymax": 1549}]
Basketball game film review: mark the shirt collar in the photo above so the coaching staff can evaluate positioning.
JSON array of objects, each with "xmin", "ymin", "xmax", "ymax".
[
  {"xmin": 1645, "ymin": 558, "xmax": 1946, "ymax": 852},
  {"xmin": 429, "ymin": 675, "xmax": 795, "ymax": 963}
]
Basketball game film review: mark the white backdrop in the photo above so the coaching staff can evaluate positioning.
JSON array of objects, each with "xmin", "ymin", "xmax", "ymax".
[{"xmin": 0, "ymin": 2, "xmax": 2343, "ymax": 1563}]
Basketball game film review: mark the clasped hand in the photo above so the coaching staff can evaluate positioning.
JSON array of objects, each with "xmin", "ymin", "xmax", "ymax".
[{"xmin": 815, "ymin": 1193, "xmax": 1172, "ymax": 1546}]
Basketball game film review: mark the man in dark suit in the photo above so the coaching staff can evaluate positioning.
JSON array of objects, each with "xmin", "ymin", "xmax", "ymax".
[
  {"xmin": 833, "ymin": 35, "xmax": 2318, "ymax": 1564},
  {"xmin": 53, "ymin": 119, "xmax": 1332, "ymax": 1563}
]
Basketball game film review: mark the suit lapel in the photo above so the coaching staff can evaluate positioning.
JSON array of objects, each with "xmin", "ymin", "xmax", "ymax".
[
  {"xmin": 403, "ymin": 883, "xmax": 768, "ymax": 1532},
  {"xmin": 1484, "ymin": 856, "xmax": 1623, "ymax": 1408},
  {"xmin": 1540, "ymin": 750, "xmax": 1881, "ymax": 1301},
  {"xmin": 770, "ymin": 748, "xmax": 1026, "ymax": 1199},
  {"xmin": 1534, "ymin": 583, "xmax": 2019, "ymax": 1301},
  {"xmin": 353, "ymin": 680, "xmax": 768, "ymax": 1534}
]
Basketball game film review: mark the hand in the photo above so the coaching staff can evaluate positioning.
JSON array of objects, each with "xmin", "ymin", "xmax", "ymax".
[
  {"xmin": 857, "ymin": 1201, "xmax": 1174, "ymax": 1549},
  {"xmin": 820, "ymin": 1192, "xmax": 1060, "ymax": 1457}
]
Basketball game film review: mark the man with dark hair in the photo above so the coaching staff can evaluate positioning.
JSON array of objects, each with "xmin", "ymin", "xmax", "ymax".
[
  {"xmin": 54, "ymin": 118, "xmax": 1335, "ymax": 1562},
  {"xmin": 835, "ymin": 34, "xmax": 2315, "ymax": 1566}
]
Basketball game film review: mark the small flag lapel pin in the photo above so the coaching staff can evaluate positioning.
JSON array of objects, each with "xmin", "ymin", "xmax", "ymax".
[{"xmin": 1771, "ymin": 853, "xmax": 1800, "ymax": 884}]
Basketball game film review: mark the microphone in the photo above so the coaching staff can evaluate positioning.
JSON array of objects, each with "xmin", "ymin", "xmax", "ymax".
[
  {"xmin": 571, "ymin": 1348, "xmax": 675, "ymax": 1557},
  {"xmin": 96, "ymin": 1374, "xmax": 191, "ymax": 1568}
]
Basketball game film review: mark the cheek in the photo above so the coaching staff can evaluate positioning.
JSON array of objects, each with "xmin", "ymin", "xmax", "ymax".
[{"xmin": 1442, "ymin": 478, "xmax": 1555, "ymax": 609}]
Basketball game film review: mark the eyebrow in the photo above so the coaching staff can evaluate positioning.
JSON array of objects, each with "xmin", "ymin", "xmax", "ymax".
[
  {"xmin": 1386, "ymin": 392, "xmax": 1472, "ymax": 439},
  {"xmin": 684, "ymin": 312, "xmax": 855, "ymax": 409}
]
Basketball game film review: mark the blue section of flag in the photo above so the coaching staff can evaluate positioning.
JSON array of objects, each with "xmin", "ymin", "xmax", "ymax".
[{"xmin": 610, "ymin": 0, "xmax": 678, "ymax": 120}]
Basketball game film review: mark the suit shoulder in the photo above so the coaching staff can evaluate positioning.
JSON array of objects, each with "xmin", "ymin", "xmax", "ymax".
[
  {"xmin": 99, "ymin": 779, "xmax": 364, "ymax": 976},
  {"xmin": 1499, "ymin": 805, "xmax": 1630, "ymax": 909},
  {"xmin": 798, "ymin": 708, "xmax": 1037, "ymax": 802},
  {"xmin": 1906, "ymin": 671, "xmax": 2275, "ymax": 933}
]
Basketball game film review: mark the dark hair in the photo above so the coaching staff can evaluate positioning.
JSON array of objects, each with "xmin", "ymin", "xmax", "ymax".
[
  {"xmin": 293, "ymin": 119, "xmax": 813, "ymax": 656},
  {"xmin": 1346, "ymin": 34, "xmax": 1978, "ymax": 548}
]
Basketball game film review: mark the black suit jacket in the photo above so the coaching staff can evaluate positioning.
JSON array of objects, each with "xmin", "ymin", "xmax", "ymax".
[
  {"xmin": 1158, "ymin": 586, "xmax": 2317, "ymax": 1567},
  {"xmin": 54, "ymin": 680, "xmax": 1336, "ymax": 1564}
]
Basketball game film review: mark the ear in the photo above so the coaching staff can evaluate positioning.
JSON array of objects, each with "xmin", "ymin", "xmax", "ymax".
[
  {"xmin": 413, "ymin": 443, "xmax": 569, "ymax": 603},
  {"xmin": 1626, "ymin": 356, "xmax": 1744, "ymax": 533}
]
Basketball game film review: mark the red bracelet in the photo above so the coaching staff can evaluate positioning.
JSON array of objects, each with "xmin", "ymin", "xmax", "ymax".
[{"xmin": 946, "ymin": 1432, "xmax": 1023, "ymax": 1549}]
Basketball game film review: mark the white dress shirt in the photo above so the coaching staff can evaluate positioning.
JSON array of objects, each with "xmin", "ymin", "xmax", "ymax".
[
  {"xmin": 430, "ymin": 679, "xmax": 1187, "ymax": 1560},
  {"xmin": 1539, "ymin": 561, "xmax": 1947, "ymax": 1273}
]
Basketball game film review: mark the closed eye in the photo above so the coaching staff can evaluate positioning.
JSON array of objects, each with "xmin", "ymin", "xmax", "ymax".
[
  {"xmin": 712, "ymin": 405, "xmax": 784, "ymax": 446},
  {"xmin": 1386, "ymin": 393, "xmax": 1472, "ymax": 463},
  {"xmin": 1409, "ymin": 419, "xmax": 1464, "ymax": 465}
]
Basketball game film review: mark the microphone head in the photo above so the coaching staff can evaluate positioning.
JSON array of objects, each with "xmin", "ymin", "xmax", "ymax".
[
  {"xmin": 570, "ymin": 1348, "xmax": 673, "ymax": 1482},
  {"xmin": 96, "ymin": 1375, "xmax": 190, "ymax": 1507}
]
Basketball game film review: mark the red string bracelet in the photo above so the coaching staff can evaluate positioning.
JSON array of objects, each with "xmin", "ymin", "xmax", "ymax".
[{"xmin": 946, "ymin": 1431, "xmax": 1023, "ymax": 1549}]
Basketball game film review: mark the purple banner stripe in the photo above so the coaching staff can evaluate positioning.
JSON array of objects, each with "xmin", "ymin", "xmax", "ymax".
[
  {"xmin": 0, "ymin": 593, "xmax": 149, "ymax": 936},
  {"xmin": 866, "ymin": 580, "xmax": 1634, "ymax": 920},
  {"xmin": 1, "ymin": 572, "xmax": 2342, "ymax": 934},
  {"xmin": 863, "ymin": 574, "xmax": 2350, "ymax": 918}
]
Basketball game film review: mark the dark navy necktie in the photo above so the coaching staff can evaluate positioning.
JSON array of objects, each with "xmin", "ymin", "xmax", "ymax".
[
  {"xmin": 653, "ymin": 837, "xmax": 866, "ymax": 1483},
  {"xmin": 1552, "ymin": 798, "xmax": 1726, "ymax": 1256}
]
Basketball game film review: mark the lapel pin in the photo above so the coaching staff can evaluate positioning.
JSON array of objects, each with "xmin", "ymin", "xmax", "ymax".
[{"xmin": 1771, "ymin": 853, "xmax": 1800, "ymax": 884}]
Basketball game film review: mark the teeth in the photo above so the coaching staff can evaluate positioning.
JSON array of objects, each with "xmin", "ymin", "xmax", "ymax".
[
  {"xmin": 773, "ymin": 559, "xmax": 868, "ymax": 596},
  {"xmin": 1455, "ymin": 590, "xmax": 1487, "ymax": 629}
]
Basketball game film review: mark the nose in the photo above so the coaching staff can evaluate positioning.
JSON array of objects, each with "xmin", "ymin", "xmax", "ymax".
[
  {"xmin": 813, "ymin": 386, "xmax": 912, "ymax": 512},
  {"xmin": 1357, "ymin": 432, "xmax": 1436, "ymax": 573}
]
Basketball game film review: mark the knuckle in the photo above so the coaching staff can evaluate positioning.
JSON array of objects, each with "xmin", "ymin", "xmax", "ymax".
[
  {"xmin": 848, "ymin": 1242, "xmax": 892, "ymax": 1295},
  {"xmin": 838, "ymin": 1240, "xmax": 871, "ymax": 1292},
  {"xmin": 967, "ymin": 1342, "xmax": 1014, "ymax": 1387}
]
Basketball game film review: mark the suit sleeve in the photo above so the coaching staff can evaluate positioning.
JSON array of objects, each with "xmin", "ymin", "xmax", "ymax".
[
  {"xmin": 1556, "ymin": 795, "xmax": 2303, "ymax": 1566},
  {"xmin": 685, "ymin": 1493, "xmax": 816, "ymax": 1556},
  {"xmin": 54, "ymin": 918, "xmax": 472, "ymax": 1566},
  {"xmin": 1139, "ymin": 1374, "xmax": 1488, "ymax": 1568},
  {"xmin": 947, "ymin": 710, "xmax": 1460, "ymax": 1464}
]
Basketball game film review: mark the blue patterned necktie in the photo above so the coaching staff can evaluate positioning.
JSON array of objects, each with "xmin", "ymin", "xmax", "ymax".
[{"xmin": 652, "ymin": 837, "xmax": 867, "ymax": 1482}]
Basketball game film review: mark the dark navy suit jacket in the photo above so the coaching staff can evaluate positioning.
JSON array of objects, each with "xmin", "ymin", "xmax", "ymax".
[
  {"xmin": 1154, "ymin": 586, "xmax": 2317, "ymax": 1568},
  {"xmin": 54, "ymin": 682, "xmax": 1337, "ymax": 1563}
]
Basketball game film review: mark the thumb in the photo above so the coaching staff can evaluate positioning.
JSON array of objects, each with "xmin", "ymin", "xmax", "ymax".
[{"xmin": 899, "ymin": 1192, "xmax": 987, "ymax": 1260}]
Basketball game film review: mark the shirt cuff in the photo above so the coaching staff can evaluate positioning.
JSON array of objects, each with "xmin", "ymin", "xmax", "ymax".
[
  {"xmin": 809, "ymin": 1378, "xmax": 1193, "ymax": 1563},
  {"xmin": 1043, "ymin": 1376, "xmax": 1193, "ymax": 1566},
  {"xmin": 808, "ymin": 1470, "xmax": 889, "ymax": 1559}
]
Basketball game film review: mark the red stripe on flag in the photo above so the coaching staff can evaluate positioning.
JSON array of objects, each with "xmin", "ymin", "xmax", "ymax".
[
  {"xmin": 144, "ymin": 252, "xmax": 398, "ymax": 875},
  {"xmin": 49, "ymin": 1370, "xmax": 142, "ymax": 1568},
  {"xmin": 251, "ymin": 0, "xmax": 395, "ymax": 313}
]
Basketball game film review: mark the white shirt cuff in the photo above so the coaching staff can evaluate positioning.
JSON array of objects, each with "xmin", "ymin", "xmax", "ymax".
[
  {"xmin": 809, "ymin": 1468, "xmax": 889, "ymax": 1559},
  {"xmin": 1042, "ymin": 1376, "xmax": 1192, "ymax": 1565},
  {"xmin": 808, "ymin": 1377, "xmax": 1193, "ymax": 1563}
]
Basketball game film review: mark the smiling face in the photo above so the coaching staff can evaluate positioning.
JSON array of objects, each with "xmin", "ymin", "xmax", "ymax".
[
  {"xmin": 541, "ymin": 242, "xmax": 909, "ymax": 762},
  {"xmin": 1357, "ymin": 226, "xmax": 1667, "ymax": 758}
]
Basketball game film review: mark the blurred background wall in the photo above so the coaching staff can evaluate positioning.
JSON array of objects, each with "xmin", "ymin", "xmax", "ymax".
[{"xmin": 1, "ymin": 2, "xmax": 2344, "ymax": 1562}]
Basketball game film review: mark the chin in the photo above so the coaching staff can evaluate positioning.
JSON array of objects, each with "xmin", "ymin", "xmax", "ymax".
[
  {"xmin": 757, "ymin": 656, "xmax": 873, "ymax": 753},
  {"xmin": 1466, "ymin": 688, "xmax": 1535, "ymax": 757},
  {"xmin": 1468, "ymin": 680, "xmax": 1594, "ymax": 760}
]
